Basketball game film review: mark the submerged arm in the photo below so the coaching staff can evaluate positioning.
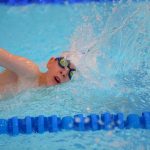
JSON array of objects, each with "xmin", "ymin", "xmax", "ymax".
[{"xmin": 0, "ymin": 48, "xmax": 39, "ymax": 78}]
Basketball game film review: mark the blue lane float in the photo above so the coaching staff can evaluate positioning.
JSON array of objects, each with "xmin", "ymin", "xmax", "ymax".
[
  {"xmin": 0, "ymin": 0, "xmax": 147, "ymax": 5},
  {"xmin": 0, "ymin": 112, "xmax": 150, "ymax": 136}
]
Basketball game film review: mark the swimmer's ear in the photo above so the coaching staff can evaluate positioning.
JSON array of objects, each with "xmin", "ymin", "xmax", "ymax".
[
  {"xmin": 47, "ymin": 57, "xmax": 56, "ymax": 68},
  {"xmin": 50, "ymin": 57, "xmax": 55, "ymax": 62}
]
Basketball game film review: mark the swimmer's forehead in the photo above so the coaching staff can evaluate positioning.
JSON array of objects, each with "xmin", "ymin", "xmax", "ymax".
[{"xmin": 55, "ymin": 56, "xmax": 76, "ymax": 70}]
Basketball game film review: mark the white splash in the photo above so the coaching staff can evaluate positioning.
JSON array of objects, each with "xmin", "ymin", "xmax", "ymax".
[
  {"xmin": 61, "ymin": 3, "xmax": 144, "ymax": 89},
  {"xmin": 61, "ymin": 24, "xmax": 101, "ymax": 86}
]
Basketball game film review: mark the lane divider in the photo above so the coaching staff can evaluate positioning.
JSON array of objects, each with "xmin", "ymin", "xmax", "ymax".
[
  {"xmin": 0, "ymin": 112, "xmax": 150, "ymax": 136},
  {"xmin": 0, "ymin": 0, "xmax": 145, "ymax": 5}
]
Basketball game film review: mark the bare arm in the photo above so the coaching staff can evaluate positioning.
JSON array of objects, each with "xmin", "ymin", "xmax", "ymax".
[{"xmin": 0, "ymin": 48, "xmax": 40, "ymax": 78}]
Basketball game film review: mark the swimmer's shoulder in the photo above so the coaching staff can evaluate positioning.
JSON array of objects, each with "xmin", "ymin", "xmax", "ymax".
[{"xmin": 15, "ymin": 56, "xmax": 40, "ymax": 78}]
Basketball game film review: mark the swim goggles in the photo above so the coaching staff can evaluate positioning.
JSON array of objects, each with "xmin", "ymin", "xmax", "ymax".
[{"xmin": 55, "ymin": 57, "xmax": 76, "ymax": 80}]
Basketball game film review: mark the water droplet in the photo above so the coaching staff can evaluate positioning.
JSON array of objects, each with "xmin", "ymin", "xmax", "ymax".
[
  {"xmin": 98, "ymin": 120, "xmax": 104, "ymax": 125},
  {"xmin": 84, "ymin": 117, "xmax": 90, "ymax": 123},
  {"xmin": 75, "ymin": 117, "xmax": 81, "ymax": 123},
  {"xmin": 86, "ymin": 107, "xmax": 91, "ymax": 112}
]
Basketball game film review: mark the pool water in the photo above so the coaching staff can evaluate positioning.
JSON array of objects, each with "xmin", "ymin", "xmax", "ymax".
[{"xmin": 0, "ymin": 1, "xmax": 150, "ymax": 150}]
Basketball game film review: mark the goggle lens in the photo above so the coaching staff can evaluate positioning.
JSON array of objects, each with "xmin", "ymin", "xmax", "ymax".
[{"xmin": 59, "ymin": 58, "xmax": 69, "ymax": 68}]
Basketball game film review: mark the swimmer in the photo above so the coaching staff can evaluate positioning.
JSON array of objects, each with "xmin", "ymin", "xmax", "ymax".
[{"xmin": 0, "ymin": 48, "xmax": 76, "ymax": 98}]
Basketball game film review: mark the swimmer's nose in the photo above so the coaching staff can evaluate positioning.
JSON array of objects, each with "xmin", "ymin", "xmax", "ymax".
[{"xmin": 59, "ymin": 70, "xmax": 67, "ymax": 78}]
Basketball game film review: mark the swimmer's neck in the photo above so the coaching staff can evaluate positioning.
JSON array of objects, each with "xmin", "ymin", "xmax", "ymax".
[{"xmin": 38, "ymin": 72, "xmax": 47, "ymax": 86}]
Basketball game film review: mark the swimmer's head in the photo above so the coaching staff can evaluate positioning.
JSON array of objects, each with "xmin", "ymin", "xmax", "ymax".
[{"xmin": 46, "ymin": 57, "xmax": 76, "ymax": 86}]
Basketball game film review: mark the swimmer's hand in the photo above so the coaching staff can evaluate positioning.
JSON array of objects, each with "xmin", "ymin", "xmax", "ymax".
[{"xmin": 0, "ymin": 48, "xmax": 39, "ymax": 78}]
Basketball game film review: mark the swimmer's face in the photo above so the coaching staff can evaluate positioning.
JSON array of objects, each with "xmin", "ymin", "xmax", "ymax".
[{"xmin": 46, "ymin": 57, "xmax": 76, "ymax": 86}]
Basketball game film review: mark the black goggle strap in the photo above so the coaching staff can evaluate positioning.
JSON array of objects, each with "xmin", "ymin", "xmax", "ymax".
[{"xmin": 68, "ymin": 68, "xmax": 76, "ymax": 79}]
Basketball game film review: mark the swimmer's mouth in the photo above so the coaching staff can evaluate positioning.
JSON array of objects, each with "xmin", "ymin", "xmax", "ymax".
[{"xmin": 54, "ymin": 76, "xmax": 61, "ymax": 84}]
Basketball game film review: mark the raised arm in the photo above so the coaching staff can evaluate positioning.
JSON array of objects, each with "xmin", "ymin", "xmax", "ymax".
[{"xmin": 0, "ymin": 48, "xmax": 40, "ymax": 78}]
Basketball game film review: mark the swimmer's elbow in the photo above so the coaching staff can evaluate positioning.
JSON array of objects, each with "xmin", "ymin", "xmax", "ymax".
[
  {"xmin": 0, "ymin": 48, "xmax": 5, "ymax": 52},
  {"xmin": 0, "ymin": 48, "xmax": 10, "ymax": 55},
  {"xmin": 0, "ymin": 48, "xmax": 12, "ymax": 67}
]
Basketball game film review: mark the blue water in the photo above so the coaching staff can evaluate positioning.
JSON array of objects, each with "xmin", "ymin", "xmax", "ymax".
[{"xmin": 0, "ymin": 1, "xmax": 150, "ymax": 150}]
